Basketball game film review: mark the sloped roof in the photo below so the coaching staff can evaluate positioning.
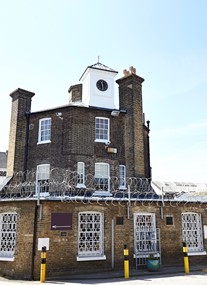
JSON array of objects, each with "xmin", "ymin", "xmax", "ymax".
[
  {"xmin": 79, "ymin": 62, "xmax": 118, "ymax": 81},
  {"xmin": 151, "ymin": 181, "xmax": 207, "ymax": 194},
  {"xmin": 152, "ymin": 181, "xmax": 207, "ymax": 202}
]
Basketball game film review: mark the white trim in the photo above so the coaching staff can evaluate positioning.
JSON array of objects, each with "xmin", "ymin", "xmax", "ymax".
[
  {"xmin": 119, "ymin": 165, "xmax": 126, "ymax": 189},
  {"xmin": 93, "ymin": 191, "xmax": 112, "ymax": 197},
  {"xmin": 77, "ymin": 162, "xmax": 86, "ymax": 188},
  {"xmin": 77, "ymin": 255, "xmax": 106, "ymax": 261},
  {"xmin": 78, "ymin": 212, "xmax": 104, "ymax": 258},
  {"xmin": 188, "ymin": 251, "xmax": 206, "ymax": 256},
  {"xmin": 0, "ymin": 257, "xmax": 15, "ymax": 261},
  {"xmin": 36, "ymin": 164, "xmax": 50, "ymax": 196},
  {"xmin": 37, "ymin": 140, "xmax": 51, "ymax": 145},
  {"xmin": 38, "ymin": 117, "xmax": 51, "ymax": 143},
  {"xmin": 94, "ymin": 162, "xmax": 110, "ymax": 193},
  {"xmin": 95, "ymin": 117, "xmax": 110, "ymax": 142}
]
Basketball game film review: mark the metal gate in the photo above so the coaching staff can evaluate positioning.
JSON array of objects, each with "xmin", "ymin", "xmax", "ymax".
[{"xmin": 134, "ymin": 213, "xmax": 161, "ymax": 267}]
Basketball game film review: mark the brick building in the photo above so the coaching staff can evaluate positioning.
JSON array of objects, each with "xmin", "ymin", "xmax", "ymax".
[{"xmin": 0, "ymin": 62, "xmax": 207, "ymax": 280}]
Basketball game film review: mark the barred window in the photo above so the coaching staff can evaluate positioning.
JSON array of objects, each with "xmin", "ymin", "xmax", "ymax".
[
  {"xmin": 134, "ymin": 213, "xmax": 158, "ymax": 253},
  {"xmin": 38, "ymin": 118, "xmax": 51, "ymax": 143},
  {"xmin": 77, "ymin": 212, "xmax": 105, "ymax": 260},
  {"xmin": 182, "ymin": 212, "xmax": 204, "ymax": 253},
  {"xmin": 95, "ymin": 117, "xmax": 110, "ymax": 142},
  {"xmin": 0, "ymin": 213, "xmax": 17, "ymax": 261},
  {"xmin": 36, "ymin": 164, "xmax": 50, "ymax": 195}
]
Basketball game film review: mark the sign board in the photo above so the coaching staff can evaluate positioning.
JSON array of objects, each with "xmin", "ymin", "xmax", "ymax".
[
  {"xmin": 51, "ymin": 213, "xmax": 72, "ymax": 231},
  {"xmin": 38, "ymin": 238, "xmax": 50, "ymax": 251}
]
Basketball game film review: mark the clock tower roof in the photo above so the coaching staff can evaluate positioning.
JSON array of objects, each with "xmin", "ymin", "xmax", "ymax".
[{"xmin": 79, "ymin": 62, "xmax": 118, "ymax": 81}]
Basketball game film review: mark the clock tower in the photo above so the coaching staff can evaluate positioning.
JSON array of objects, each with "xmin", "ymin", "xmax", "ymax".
[{"xmin": 79, "ymin": 62, "xmax": 118, "ymax": 109}]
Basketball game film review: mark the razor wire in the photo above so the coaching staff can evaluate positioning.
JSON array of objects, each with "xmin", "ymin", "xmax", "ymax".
[{"xmin": 0, "ymin": 168, "xmax": 207, "ymax": 207}]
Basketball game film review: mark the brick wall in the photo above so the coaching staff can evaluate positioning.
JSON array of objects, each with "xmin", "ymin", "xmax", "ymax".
[{"xmin": 1, "ymin": 200, "xmax": 207, "ymax": 280}]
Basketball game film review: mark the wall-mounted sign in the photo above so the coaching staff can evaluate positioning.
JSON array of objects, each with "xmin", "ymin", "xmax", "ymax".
[
  {"xmin": 38, "ymin": 238, "xmax": 50, "ymax": 251},
  {"xmin": 51, "ymin": 213, "xmax": 72, "ymax": 231}
]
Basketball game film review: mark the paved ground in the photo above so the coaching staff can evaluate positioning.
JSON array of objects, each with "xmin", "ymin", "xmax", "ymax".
[{"xmin": 0, "ymin": 265, "xmax": 207, "ymax": 285}]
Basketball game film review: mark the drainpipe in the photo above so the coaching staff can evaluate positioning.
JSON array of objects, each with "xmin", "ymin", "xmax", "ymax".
[
  {"xmin": 23, "ymin": 112, "xmax": 30, "ymax": 180},
  {"xmin": 31, "ymin": 203, "xmax": 38, "ymax": 280}
]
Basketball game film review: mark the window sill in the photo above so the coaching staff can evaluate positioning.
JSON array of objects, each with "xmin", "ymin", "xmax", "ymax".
[
  {"xmin": 94, "ymin": 139, "xmax": 109, "ymax": 143},
  {"xmin": 33, "ymin": 193, "xmax": 50, "ymax": 198},
  {"xmin": 37, "ymin": 140, "xmax": 51, "ymax": 145},
  {"xmin": 76, "ymin": 184, "xmax": 86, "ymax": 189},
  {"xmin": 133, "ymin": 253, "xmax": 160, "ymax": 258},
  {"xmin": 0, "ymin": 257, "xmax": 15, "ymax": 261},
  {"xmin": 119, "ymin": 186, "xmax": 127, "ymax": 190},
  {"xmin": 77, "ymin": 255, "xmax": 106, "ymax": 261},
  {"xmin": 188, "ymin": 251, "xmax": 206, "ymax": 256},
  {"xmin": 93, "ymin": 191, "xmax": 112, "ymax": 197}
]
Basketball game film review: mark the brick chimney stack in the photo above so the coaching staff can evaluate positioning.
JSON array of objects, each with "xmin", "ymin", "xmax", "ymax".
[
  {"xmin": 7, "ymin": 88, "xmax": 35, "ymax": 177},
  {"xmin": 116, "ymin": 68, "xmax": 147, "ymax": 178}
]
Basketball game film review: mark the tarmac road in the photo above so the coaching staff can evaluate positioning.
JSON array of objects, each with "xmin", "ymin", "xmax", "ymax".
[{"xmin": 1, "ymin": 272, "xmax": 207, "ymax": 285}]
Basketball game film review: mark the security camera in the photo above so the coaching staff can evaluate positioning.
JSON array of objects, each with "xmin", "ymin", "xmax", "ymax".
[
  {"xmin": 105, "ymin": 141, "xmax": 111, "ymax": 146},
  {"xmin": 56, "ymin": 112, "xmax": 63, "ymax": 120}
]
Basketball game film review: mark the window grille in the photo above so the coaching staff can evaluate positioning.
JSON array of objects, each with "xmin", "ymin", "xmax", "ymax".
[
  {"xmin": 78, "ymin": 212, "xmax": 104, "ymax": 257},
  {"xmin": 38, "ymin": 118, "xmax": 51, "ymax": 143},
  {"xmin": 119, "ymin": 165, "xmax": 126, "ymax": 189},
  {"xmin": 134, "ymin": 213, "xmax": 161, "ymax": 266},
  {"xmin": 182, "ymin": 212, "xmax": 204, "ymax": 252},
  {"xmin": 134, "ymin": 213, "xmax": 158, "ymax": 253},
  {"xmin": 94, "ymin": 163, "xmax": 110, "ymax": 192},
  {"xmin": 36, "ymin": 164, "xmax": 50, "ymax": 195},
  {"xmin": 77, "ymin": 162, "xmax": 85, "ymax": 187},
  {"xmin": 0, "ymin": 213, "xmax": 17, "ymax": 260},
  {"xmin": 95, "ymin": 117, "xmax": 109, "ymax": 142}
]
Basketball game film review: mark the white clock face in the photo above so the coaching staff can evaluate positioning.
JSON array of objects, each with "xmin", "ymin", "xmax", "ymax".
[{"xmin": 96, "ymin": 79, "xmax": 108, "ymax": 91}]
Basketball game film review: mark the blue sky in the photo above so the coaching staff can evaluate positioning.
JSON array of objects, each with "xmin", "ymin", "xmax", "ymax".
[{"xmin": 1, "ymin": 0, "xmax": 207, "ymax": 182}]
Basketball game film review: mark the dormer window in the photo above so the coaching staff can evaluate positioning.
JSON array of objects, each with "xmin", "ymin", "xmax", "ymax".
[
  {"xmin": 95, "ymin": 117, "xmax": 110, "ymax": 143},
  {"xmin": 38, "ymin": 118, "xmax": 51, "ymax": 144}
]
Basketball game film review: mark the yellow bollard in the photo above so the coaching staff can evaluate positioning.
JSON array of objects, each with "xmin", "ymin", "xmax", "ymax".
[
  {"xmin": 40, "ymin": 246, "xmax": 47, "ymax": 282},
  {"xmin": 124, "ymin": 244, "xmax": 129, "ymax": 278},
  {"xmin": 183, "ymin": 242, "xmax": 189, "ymax": 274}
]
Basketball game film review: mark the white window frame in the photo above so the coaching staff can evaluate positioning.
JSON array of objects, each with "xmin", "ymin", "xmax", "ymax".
[
  {"xmin": 182, "ymin": 212, "xmax": 206, "ymax": 255},
  {"xmin": 134, "ymin": 213, "xmax": 158, "ymax": 256},
  {"xmin": 36, "ymin": 164, "xmax": 50, "ymax": 197},
  {"xmin": 77, "ymin": 211, "xmax": 106, "ymax": 261},
  {"xmin": 0, "ymin": 213, "xmax": 17, "ymax": 261},
  {"xmin": 77, "ymin": 162, "xmax": 86, "ymax": 188},
  {"xmin": 94, "ymin": 163, "xmax": 110, "ymax": 195},
  {"xmin": 119, "ymin": 165, "xmax": 126, "ymax": 189},
  {"xmin": 38, "ymin": 118, "xmax": 51, "ymax": 144},
  {"xmin": 95, "ymin": 117, "xmax": 110, "ymax": 143}
]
